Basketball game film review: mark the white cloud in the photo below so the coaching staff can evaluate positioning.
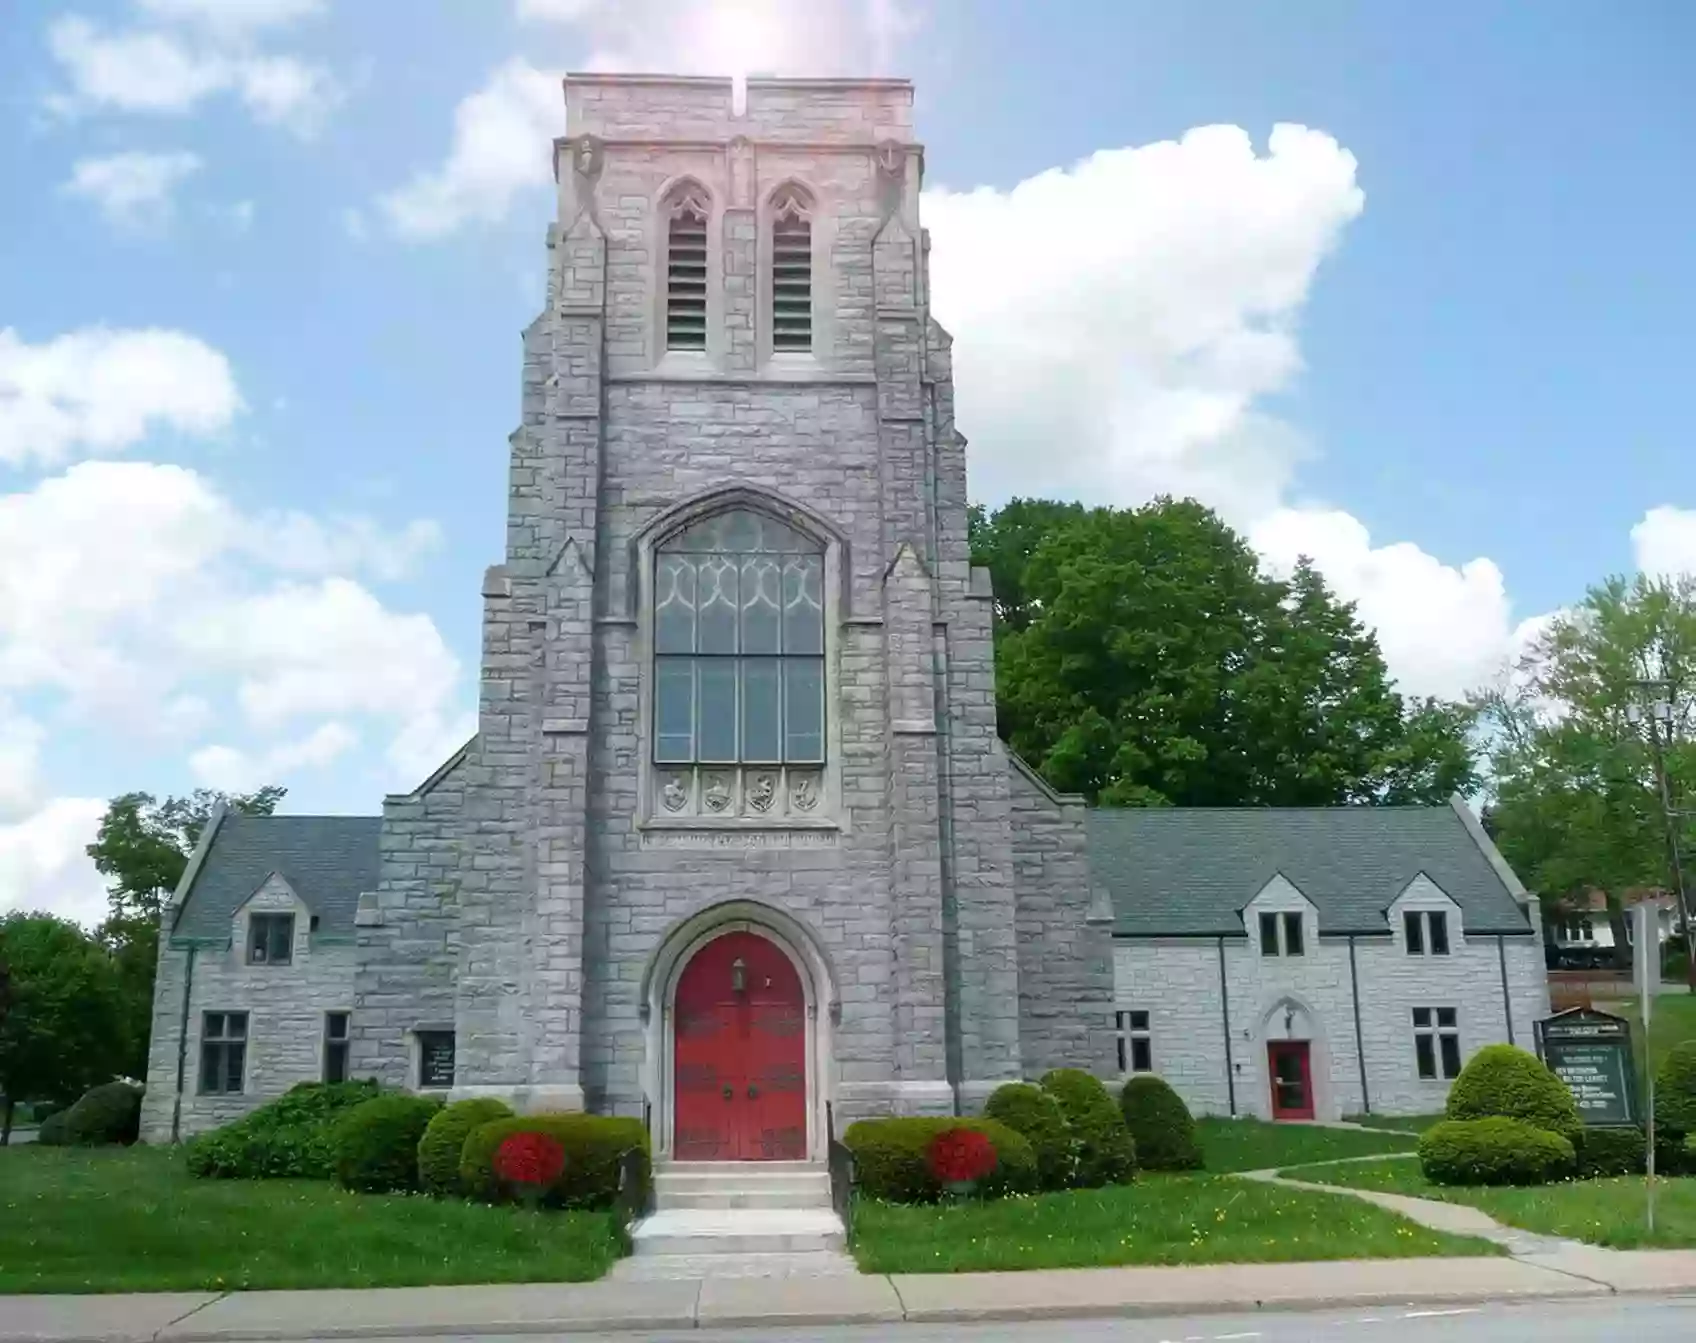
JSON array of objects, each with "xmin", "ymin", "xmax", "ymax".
[
  {"xmin": 1249, "ymin": 507, "xmax": 1548, "ymax": 701},
  {"xmin": 927, "ymin": 125, "xmax": 1362, "ymax": 525},
  {"xmin": 0, "ymin": 703, "xmax": 46, "ymax": 824},
  {"xmin": 136, "ymin": 0, "xmax": 326, "ymax": 36},
  {"xmin": 0, "ymin": 797, "xmax": 109, "ymax": 927},
  {"xmin": 190, "ymin": 721, "xmax": 358, "ymax": 792},
  {"xmin": 0, "ymin": 326, "xmax": 242, "ymax": 467},
  {"xmin": 380, "ymin": 60, "xmax": 562, "ymax": 240},
  {"xmin": 1632, "ymin": 506, "xmax": 1696, "ymax": 580},
  {"xmin": 47, "ymin": 14, "xmax": 339, "ymax": 136},
  {"xmin": 62, "ymin": 150, "xmax": 203, "ymax": 230}
]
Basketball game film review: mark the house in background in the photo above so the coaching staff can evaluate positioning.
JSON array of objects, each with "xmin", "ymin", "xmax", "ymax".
[{"xmin": 1549, "ymin": 889, "xmax": 1680, "ymax": 969}]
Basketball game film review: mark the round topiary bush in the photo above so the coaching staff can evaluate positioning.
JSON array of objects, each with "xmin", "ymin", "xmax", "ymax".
[
  {"xmin": 416, "ymin": 1097, "xmax": 514, "ymax": 1197},
  {"xmin": 840, "ymin": 1116, "xmax": 1037, "ymax": 1203},
  {"xmin": 459, "ymin": 1114, "xmax": 650, "ymax": 1208},
  {"xmin": 1040, "ymin": 1068, "xmax": 1136, "ymax": 1187},
  {"xmin": 1119, "ymin": 1074, "xmax": 1202, "ymax": 1172},
  {"xmin": 1419, "ymin": 1116, "xmax": 1575, "ymax": 1186},
  {"xmin": 1443, "ymin": 1044, "xmax": 1581, "ymax": 1142},
  {"xmin": 330, "ymin": 1093, "xmax": 441, "ymax": 1193},
  {"xmin": 34, "ymin": 1082, "xmax": 142, "ymax": 1147},
  {"xmin": 983, "ymin": 1082, "xmax": 1073, "ymax": 1189},
  {"xmin": 1655, "ymin": 1040, "xmax": 1696, "ymax": 1140},
  {"xmin": 1573, "ymin": 1125, "xmax": 1646, "ymax": 1179}
]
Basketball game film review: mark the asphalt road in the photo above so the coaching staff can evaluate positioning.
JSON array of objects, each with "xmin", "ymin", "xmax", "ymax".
[{"xmin": 401, "ymin": 1295, "xmax": 1696, "ymax": 1343}]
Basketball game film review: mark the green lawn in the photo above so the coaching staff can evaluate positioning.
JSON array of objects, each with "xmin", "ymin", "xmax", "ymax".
[
  {"xmin": 1611, "ymin": 994, "xmax": 1696, "ymax": 1081},
  {"xmin": 0, "ymin": 1145, "xmax": 625, "ymax": 1293},
  {"xmin": 851, "ymin": 1175, "xmax": 1499, "ymax": 1274},
  {"xmin": 1339, "ymin": 1113, "xmax": 1445, "ymax": 1134},
  {"xmin": 1195, "ymin": 1117, "xmax": 1417, "ymax": 1172},
  {"xmin": 1281, "ymin": 1156, "xmax": 1696, "ymax": 1250}
]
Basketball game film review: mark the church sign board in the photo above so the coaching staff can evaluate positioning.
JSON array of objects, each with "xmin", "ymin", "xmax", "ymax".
[{"xmin": 1534, "ymin": 1007, "xmax": 1638, "ymax": 1127}]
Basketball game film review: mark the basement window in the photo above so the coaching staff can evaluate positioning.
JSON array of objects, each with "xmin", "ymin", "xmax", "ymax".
[
  {"xmin": 665, "ymin": 187, "xmax": 710, "ymax": 352},
  {"xmin": 770, "ymin": 185, "xmax": 813, "ymax": 353}
]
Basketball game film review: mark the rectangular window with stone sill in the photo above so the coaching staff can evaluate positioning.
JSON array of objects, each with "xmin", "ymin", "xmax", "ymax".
[
  {"xmin": 1413, "ymin": 1006, "xmax": 1462, "ymax": 1079},
  {"xmin": 1116, "ymin": 1009, "xmax": 1153, "ymax": 1074},
  {"xmin": 1404, "ymin": 910, "xmax": 1451, "ymax": 956},
  {"xmin": 247, "ymin": 913, "xmax": 294, "ymax": 966},
  {"xmin": 200, "ymin": 1011, "xmax": 247, "ymax": 1095}
]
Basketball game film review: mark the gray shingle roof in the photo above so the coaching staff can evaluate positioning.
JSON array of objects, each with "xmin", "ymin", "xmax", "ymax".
[
  {"xmin": 1086, "ymin": 805, "xmax": 1533, "ymax": 938},
  {"xmin": 170, "ymin": 813, "xmax": 381, "ymax": 942}
]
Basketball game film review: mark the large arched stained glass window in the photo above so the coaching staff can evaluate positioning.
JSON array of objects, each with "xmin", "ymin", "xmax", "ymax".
[{"xmin": 653, "ymin": 509, "xmax": 825, "ymax": 765}]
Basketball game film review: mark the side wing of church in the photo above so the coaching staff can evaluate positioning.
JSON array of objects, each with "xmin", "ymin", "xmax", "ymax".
[{"xmin": 140, "ymin": 75, "xmax": 1549, "ymax": 1152}]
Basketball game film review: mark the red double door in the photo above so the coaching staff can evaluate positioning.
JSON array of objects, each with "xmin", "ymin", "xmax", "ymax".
[{"xmin": 673, "ymin": 931, "xmax": 807, "ymax": 1161}]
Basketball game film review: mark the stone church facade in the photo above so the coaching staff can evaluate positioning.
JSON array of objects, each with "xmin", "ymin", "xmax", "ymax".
[{"xmin": 140, "ymin": 74, "xmax": 1548, "ymax": 1151}]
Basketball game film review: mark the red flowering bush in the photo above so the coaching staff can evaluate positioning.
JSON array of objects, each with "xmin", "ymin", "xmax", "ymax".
[
  {"xmin": 927, "ymin": 1126, "xmax": 998, "ymax": 1193},
  {"xmin": 494, "ymin": 1131, "xmax": 567, "ymax": 1206}
]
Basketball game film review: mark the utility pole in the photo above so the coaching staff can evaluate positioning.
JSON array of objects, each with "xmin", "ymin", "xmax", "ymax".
[{"xmin": 1628, "ymin": 681, "xmax": 1696, "ymax": 993}]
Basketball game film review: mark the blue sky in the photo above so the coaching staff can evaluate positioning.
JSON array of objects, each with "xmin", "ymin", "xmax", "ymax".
[{"xmin": 2, "ymin": 0, "xmax": 1693, "ymax": 923}]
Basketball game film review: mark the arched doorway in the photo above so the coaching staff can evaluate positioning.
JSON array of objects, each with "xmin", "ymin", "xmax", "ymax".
[{"xmin": 673, "ymin": 930, "xmax": 807, "ymax": 1161}]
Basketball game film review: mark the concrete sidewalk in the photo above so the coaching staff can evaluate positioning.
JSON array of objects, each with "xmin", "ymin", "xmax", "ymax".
[{"xmin": 9, "ymin": 1252, "xmax": 1696, "ymax": 1341}]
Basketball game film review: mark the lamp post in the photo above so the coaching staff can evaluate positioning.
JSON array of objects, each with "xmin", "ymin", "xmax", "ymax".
[{"xmin": 1625, "ymin": 682, "xmax": 1696, "ymax": 993}]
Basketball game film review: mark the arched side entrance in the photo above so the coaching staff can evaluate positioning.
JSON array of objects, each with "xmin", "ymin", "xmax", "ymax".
[
  {"xmin": 1256, "ymin": 995, "xmax": 1333, "ymax": 1122},
  {"xmin": 641, "ymin": 903, "xmax": 836, "ymax": 1164},
  {"xmin": 673, "ymin": 931, "xmax": 807, "ymax": 1161}
]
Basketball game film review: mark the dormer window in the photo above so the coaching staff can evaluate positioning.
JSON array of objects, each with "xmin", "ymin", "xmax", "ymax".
[
  {"xmin": 1405, "ymin": 910, "xmax": 1451, "ymax": 956},
  {"xmin": 665, "ymin": 186, "xmax": 710, "ymax": 352},
  {"xmin": 247, "ymin": 913, "xmax": 294, "ymax": 965},
  {"xmin": 770, "ymin": 185, "xmax": 813, "ymax": 353},
  {"xmin": 1259, "ymin": 910, "xmax": 1304, "ymax": 957}
]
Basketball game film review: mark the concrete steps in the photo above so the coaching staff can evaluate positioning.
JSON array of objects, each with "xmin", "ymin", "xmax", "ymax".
[{"xmin": 627, "ymin": 1161, "xmax": 851, "ymax": 1272}]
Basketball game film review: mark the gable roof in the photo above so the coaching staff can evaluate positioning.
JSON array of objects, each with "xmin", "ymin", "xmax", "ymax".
[
  {"xmin": 1087, "ymin": 804, "xmax": 1533, "ymax": 938},
  {"xmin": 170, "ymin": 814, "xmax": 381, "ymax": 943}
]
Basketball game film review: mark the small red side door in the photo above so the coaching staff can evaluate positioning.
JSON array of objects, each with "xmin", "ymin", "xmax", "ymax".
[
  {"xmin": 1267, "ymin": 1041, "xmax": 1315, "ymax": 1120},
  {"xmin": 673, "ymin": 931, "xmax": 806, "ymax": 1160}
]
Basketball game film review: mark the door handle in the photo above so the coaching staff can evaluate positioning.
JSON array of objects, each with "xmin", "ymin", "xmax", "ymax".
[
  {"xmin": 722, "ymin": 1085, "xmax": 734, "ymax": 1101},
  {"xmin": 747, "ymin": 1084, "xmax": 760, "ymax": 1100}
]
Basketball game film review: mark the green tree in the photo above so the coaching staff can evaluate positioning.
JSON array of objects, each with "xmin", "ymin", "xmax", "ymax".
[
  {"xmin": 973, "ymin": 496, "xmax": 1479, "ymax": 806},
  {"xmin": 87, "ymin": 786, "xmax": 286, "ymax": 1076},
  {"xmin": 1476, "ymin": 574, "xmax": 1696, "ymax": 967},
  {"xmin": 0, "ymin": 913, "xmax": 126, "ymax": 1143}
]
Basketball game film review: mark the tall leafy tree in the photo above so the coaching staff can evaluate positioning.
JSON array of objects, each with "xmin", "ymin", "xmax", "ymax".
[
  {"xmin": 1477, "ymin": 574, "xmax": 1696, "ymax": 967},
  {"xmin": 87, "ymin": 786, "xmax": 285, "ymax": 1077},
  {"xmin": 0, "ymin": 913, "xmax": 126, "ymax": 1143},
  {"xmin": 973, "ymin": 497, "xmax": 1478, "ymax": 806}
]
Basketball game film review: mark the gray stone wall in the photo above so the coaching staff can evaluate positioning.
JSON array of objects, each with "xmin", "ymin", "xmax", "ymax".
[
  {"xmin": 141, "ymin": 876, "xmax": 354, "ymax": 1142},
  {"xmin": 349, "ymin": 750, "xmax": 467, "ymax": 1091},
  {"xmin": 1007, "ymin": 754, "xmax": 1117, "ymax": 1085}
]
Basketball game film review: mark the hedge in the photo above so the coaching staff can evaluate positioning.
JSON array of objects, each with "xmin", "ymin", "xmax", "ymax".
[
  {"xmin": 1655, "ymin": 1040, "xmax": 1696, "ymax": 1141},
  {"xmin": 1119, "ymin": 1074, "xmax": 1202, "ymax": 1172},
  {"xmin": 185, "ymin": 1080, "xmax": 380, "ymax": 1179},
  {"xmin": 34, "ymin": 1082, "xmax": 142, "ymax": 1147},
  {"xmin": 417, "ymin": 1097, "xmax": 515, "ymax": 1196},
  {"xmin": 330, "ymin": 1093, "xmax": 442, "ymax": 1193},
  {"xmin": 983, "ymin": 1082, "xmax": 1073, "ymax": 1190},
  {"xmin": 1040, "ymin": 1068, "xmax": 1136, "ymax": 1186},
  {"xmin": 1419, "ymin": 1116, "xmax": 1576, "ymax": 1186},
  {"xmin": 841, "ymin": 1116, "xmax": 1037, "ymax": 1203},
  {"xmin": 1574, "ymin": 1125, "xmax": 1646, "ymax": 1179},
  {"xmin": 1444, "ymin": 1044, "xmax": 1582, "ymax": 1142},
  {"xmin": 460, "ymin": 1115, "xmax": 650, "ymax": 1209}
]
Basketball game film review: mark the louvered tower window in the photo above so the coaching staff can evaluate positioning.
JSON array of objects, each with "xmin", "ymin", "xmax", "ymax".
[
  {"xmin": 771, "ymin": 187, "xmax": 813, "ymax": 352},
  {"xmin": 666, "ymin": 189, "xmax": 709, "ymax": 352}
]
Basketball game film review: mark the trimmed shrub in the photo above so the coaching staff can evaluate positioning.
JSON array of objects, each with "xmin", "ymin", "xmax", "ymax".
[
  {"xmin": 34, "ymin": 1082, "xmax": 142, "ymax": 1147},
  {"xmin": 1040, "ymin": 1068, "xmax": 1136, "ymax": 1187},
  {"xmin": 185, "ymin": 1080, "xmax": 380, "ymax": 1179},
  {"xmin": 460, "ymin": 1114, "xmax": 651, "ymax": 1209},
  {"xmin": 1419, "ymin": 1116, "xmax": 1575, "ymax": 1187},
  {"xmin": 1119, "ymin": 1075, "xmax": 1202, "ymax": 1172},
  {"xmin": 1444, "ymin": 1044, "xmax": 1582, "ymax": 1142},
  {"xmin": 417, "ymin": 1097, "xmax": 514, "ymax": 1196},
  {"xmin": 842, "ymin": 1116, "xmax": 1037, "ymax": 1203},
  {"xmin": 331, "ymin": 1093, "xmax": 441, "ymax": 1193},
  {"xmin": 1574, "ymin": 1125, "xmax": 1646, "ymax": 1179},
  {"xmin": 983, "ymin": 1082, "xmax": 1073, "ymax": 1190},
  {"xmin": 1655, "ymin": 1040, "xmax": 1696, "ymax": 1143}
]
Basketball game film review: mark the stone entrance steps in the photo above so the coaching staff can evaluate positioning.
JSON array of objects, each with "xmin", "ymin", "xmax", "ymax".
[{"xmin": 619, "ymin": 1161, "xmax": 851, "ymax": 1279}]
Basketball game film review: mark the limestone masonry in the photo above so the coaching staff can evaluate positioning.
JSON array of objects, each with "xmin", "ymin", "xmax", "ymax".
[{"xmin": 142, "ymin": 74, "xmax": 1549, "ymax": 1149}]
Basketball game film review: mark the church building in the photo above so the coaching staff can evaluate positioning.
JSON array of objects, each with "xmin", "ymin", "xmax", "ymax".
[{"xmin": 140, "ymin": 74, "xmax": 1550, "ymax": 1159}]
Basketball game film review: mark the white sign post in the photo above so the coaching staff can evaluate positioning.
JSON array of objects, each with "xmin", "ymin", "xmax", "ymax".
[{"xmin": 1634, "ymin": 901, "xmax": 1656, "ymax": 1233}]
